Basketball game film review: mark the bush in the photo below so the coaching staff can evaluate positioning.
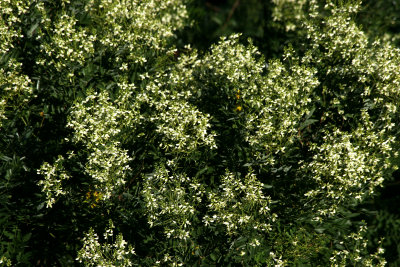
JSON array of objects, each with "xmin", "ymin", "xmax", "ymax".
[{"xmin": 1, "ymin": 0, "xmax": 399, "ymax": 265}]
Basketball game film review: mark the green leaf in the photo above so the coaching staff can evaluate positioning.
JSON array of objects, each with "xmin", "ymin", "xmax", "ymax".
[
  {"xmin": 27, "ymin": 22, "xmax": 39, "ymax": 38},
  {"xmin": 210, "ymin": 253, "xmax": 217, "ymax": 261},
  {"xmin": 22, "ymin": 233, "xmax": 31, "ymax": 243},
  {"xmin": 195, "ymin": 166, "xmax": 209, "ymax": 177},
  {"xmin": 263, "ymin": 184, "xmax": 273, "ymax": 189},
  {"xmin": 299, "ymin": 119, "xmax": 318, "ymax": 130}
]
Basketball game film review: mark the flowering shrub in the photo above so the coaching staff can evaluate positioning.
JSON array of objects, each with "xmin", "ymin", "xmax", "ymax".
[{"xmin": 1, "ymin": 0, "xmax": 399, "ymax": 265}]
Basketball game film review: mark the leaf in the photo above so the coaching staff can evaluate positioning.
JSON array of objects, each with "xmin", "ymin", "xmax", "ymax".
[
  {"xmin": 22, "ymin": 233, "xmax": 31, "ymax": 243},
  {"xmin": 305, "ymin": 107, "xmax": 315, "ymax": 120},
  {"xmin": 27, "ymin": 22, "xmax": 39, "ymax": 38},
  {"xmin": 210, "ymin": 253, "xmax": 217, "ymax": 261},
  {"xmin": 36, "ymin": 202, "xmax": 45, "ymax": 211},
  {"xmin": 3, "ymin": 230, "xmax": 14, "ymax": 240},
  {"xmin": 211, "ymin": 16, "xmax": 223, "ymax": 26},
  {"xmin": 195, "ymin": 166, "xmax": 209, "ymax": 177},
  {"xmin": 263, "ymin": 184, "xmax": 273, "ymax": 189},
  {"xmin": 0, "ymin": 155, "xmax": 12, "ymax": 162},
  {"xmin": 299, "ymin": 119, "xmax": 318, "ymax": 130}
]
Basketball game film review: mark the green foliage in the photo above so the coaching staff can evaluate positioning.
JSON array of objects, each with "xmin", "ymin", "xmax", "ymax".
[
  {"xmin": 358, "ymin": 0, "xmax": 400, "ymax": 46},
  {"xmin": 1, "ymin": 0, "xmax": 400, "ymax": 265}
]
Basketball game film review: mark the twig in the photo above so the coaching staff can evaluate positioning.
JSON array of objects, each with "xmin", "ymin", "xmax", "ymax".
[
  {"xmin": 222, "ymin": 0, "xmax": 240, "ymax": 30},
  {"xmin": 205, "ymin": 2, "xmax": 220, "ymax": 12}
]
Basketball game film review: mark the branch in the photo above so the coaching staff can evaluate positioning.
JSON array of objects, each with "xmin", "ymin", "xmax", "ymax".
[{"xmin": 222, "ymin": 0, "xmax": 240, "ymax": 30}]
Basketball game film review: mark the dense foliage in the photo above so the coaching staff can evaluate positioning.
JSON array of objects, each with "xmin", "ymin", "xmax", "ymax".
[{"xmin": 1, "ymin": 0, "xmax": 400, "ymax": 265}]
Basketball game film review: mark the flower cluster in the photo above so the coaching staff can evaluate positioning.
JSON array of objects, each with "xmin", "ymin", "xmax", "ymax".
[
  {"xmin": 36, "ymin": 9, "xmax": 96, "ymax": 77},
  {"xmin": 37, "ymin": 155, "xmax": 70, "ymax": 208},
  {"xmin": 204, "ymin": 171, "xmax": 275, "ymax": 235},
  {"xmin": 0, "ymin": 0, "xmax": 32, "ymax": 126},
  {"xmin": 138, "ymin": 78, "xmax": 217, "ymax": 154},
  {"xmin": 76, "ymin": 220, "xmax": 135, "ymax": 266},
  {"xmin": 302, "ymin": 125, "xmax": 391, "ymax": 217},
  {"xmin": 245, "ymin": 49, "xmax": 318, "ymax": 164},
  {"xmin": 0, "ymin": 0, "xmax": 29, "ymax": 54},
  {"xmin": 66, "ymin": 89, "xmax": 135, "ymax": 199},
  {"xmin": 0, "ymin": 59, "xmax": 32, "ymax": 127},
  {"xmin": 83, "ymin": 0, "xmax": 188, "ymax": 65},
  {"xmin": 329, "ymin": 225, "xmax": 386, "ymax": 267},
  {"xmin": 295, "ymin": 0, "xmax": 400, "ymax": 218},
  {"xmin": 142, "ymin": 163, "xmax": 204, "ymax": 240},
  {"xmin": 0, "ymin": 256, "xmax": 12, "ymax": 267},
  {"xmin": 271, "ymin": 0, "xmax": 307, "ymax": 31}
]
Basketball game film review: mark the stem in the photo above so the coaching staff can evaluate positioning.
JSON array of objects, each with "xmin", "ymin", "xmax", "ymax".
[{"xmin": 222, "ymin": 0, "xmax": 240, "ymax": 31}]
